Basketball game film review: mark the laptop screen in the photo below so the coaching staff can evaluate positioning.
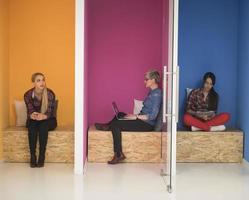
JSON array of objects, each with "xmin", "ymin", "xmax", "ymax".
[{"xmin": 112, "ymin": 102, "xmax": 119, "ymax": 117}]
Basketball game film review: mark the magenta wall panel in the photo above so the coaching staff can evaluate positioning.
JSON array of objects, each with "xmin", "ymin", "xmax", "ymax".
[{"xmin": 86, "ymin": 0, "xmax": 168, "ymax": 125}]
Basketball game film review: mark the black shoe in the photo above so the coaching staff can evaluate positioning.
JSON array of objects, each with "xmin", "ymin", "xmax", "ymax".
[
  {"xmin": 30, "ymin": 155, "xmax": 37, "ymax": 168},
  {"xmin": 37, "ymin": 155, "xmax": 45, "ymax": 168},
  {"xmin": 95, "ymin": 123, "xmax": 111, "ymax": 131},
  {"xmin": 37, "ymin": 162, "xmax": 44, "ymax": 168}
]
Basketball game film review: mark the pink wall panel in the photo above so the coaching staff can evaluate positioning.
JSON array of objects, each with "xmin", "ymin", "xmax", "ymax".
[{"xmin": 86, "ymin": 0, "xmax": 168, "ymax": 125}]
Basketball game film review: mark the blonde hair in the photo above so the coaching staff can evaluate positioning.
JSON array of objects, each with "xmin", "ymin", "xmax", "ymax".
[
  {"xmin": 146, "ymin": 69, "xmax": 160, "ymax": 84},
  {"xmin": 31, "ymin": 72, "xmax": 48, "ymax": 114}
]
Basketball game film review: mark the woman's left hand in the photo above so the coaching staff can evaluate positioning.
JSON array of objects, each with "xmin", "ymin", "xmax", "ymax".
[
  {"xmin": 124, "ymin": 114, "xmax": 137, "ymax": 120},
  {"xmin": 201, "ymin": 115, "xmax": 208, "ymax": 121}
]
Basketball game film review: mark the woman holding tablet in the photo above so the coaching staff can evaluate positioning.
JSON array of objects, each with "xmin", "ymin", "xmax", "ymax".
[{"xmin": 183, "ymin": 72, "xmax": 230, "ymax": 131}]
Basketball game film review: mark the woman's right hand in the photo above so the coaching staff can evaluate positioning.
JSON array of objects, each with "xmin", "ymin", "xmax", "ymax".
[
  {"xmin": 30, "ymin": 112, "xmax": 38, "ymax": 120},
  {"xmin": 200, "ymin": 113, "xmax": 215, "ymax": 121},
  {"xmin": 201, "ymin": 115, "xmax": 208, "ymax": 121}
]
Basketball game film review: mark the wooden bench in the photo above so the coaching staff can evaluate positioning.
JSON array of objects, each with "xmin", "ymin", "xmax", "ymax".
[
  {"xmin": 176, "ymin": 130, "xmax": 243, "ymax": 163},
  {"xmin": 88, "ymin": 126, "xmax": 243, "ymax": 163},
  {"xmin": 88, "ymin": 126, "xmax": 162, "ymax": 163},
  {"xmin": 3, "ymin": 126, "xmax": 74, "ymax": 163}
]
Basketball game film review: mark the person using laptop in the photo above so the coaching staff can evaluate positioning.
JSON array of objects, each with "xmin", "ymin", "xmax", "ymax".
[
  {"xmin": 183, "ymin": 72, "xmax": 230, "ymax": 131},
  {"xmin": 95, "ymin": 70, "xmax": 162, "ymax": 164}
]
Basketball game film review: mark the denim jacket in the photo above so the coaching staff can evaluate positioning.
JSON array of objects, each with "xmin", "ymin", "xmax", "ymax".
[{"xmin": 140, "ymin": 88, "xmax": 162, "ymax": 126}]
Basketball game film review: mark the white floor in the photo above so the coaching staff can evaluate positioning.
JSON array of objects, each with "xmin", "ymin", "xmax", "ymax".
[{"xmin": 0, "ymin": 161, "xmax": 249, "ymax": 200}]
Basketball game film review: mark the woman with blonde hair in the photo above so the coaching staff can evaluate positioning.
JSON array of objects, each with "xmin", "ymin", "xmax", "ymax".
[
  {"xmin": 24, "ymin": 72, "xmax": 57, "ymax": 168},
  {"xmin": 95, "ymin": 69, "xmax": 162, "ymax": 164}
]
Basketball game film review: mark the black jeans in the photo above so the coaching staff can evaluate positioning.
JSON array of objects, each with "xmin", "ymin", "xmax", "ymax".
[
  {"xmin": 27, "ymin": 118, "xmax": 57, "ymax": 157},
  {"xmin": 109, "ymin": 112, "xmax": 154, "ymax": 155}
]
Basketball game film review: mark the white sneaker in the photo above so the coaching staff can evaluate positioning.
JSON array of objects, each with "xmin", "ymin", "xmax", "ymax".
[
  {"xmin": 210, "ymin": 125, "xmax": 226, "ymax": 132},
  {"xmin": 191, "ymin": 126, "xmax": 202, "ymax": 131}
]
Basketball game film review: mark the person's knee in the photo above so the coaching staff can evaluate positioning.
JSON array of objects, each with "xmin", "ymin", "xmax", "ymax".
[
  {"xmin": 27, "ymin": 119, "xmax": 36, "ymax": 126},
  {"xmin": 221, "ymin": 112, "xmax": 231, "ymax": 122},
  {"xmin": 110, "ymin": 120, "xmax": 123, "ymax": 131},
  {"xmin": 183, "ymin": 113, "xmax": 192, "ymax": 125},
  {"xmin": 38, "ymin": 120, "xmax": 49, "ymax": 131},
  {"xmin": 27, "ymin": 120, "xmax": 38, "ymax": 131},
  {"xmin": 110, "ymin": 120, "xmax": 119, "ymax": 128}
]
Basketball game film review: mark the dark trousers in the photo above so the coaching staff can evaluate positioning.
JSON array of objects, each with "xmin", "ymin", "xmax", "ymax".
[
  {"xmin": 109, "ymin": 112, "xmax": 154, "ymax": 154},
  {"xmin": 27, "ymin": 118, "xmax": 57, "ymax": 157}
]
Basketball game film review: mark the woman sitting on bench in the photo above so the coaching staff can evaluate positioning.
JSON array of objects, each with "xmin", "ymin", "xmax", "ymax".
[
  {"xmin": 183, "ymin": 72, "xmax": 230, "ymax": 131},
  {"xmin": 24, "ymin": 72, "xmax": 57, "ymax": 168},
  {"xmin": 95, "ymin": 70, "xmax": 162, "ymax": 165}
]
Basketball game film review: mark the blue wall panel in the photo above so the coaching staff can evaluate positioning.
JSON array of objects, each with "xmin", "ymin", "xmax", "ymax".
[
  {"xmin": 178, "ymin": 0, "xmax": 239, "ymax": 129},
  {"xmin": 237, "ymin": 0, "xmax": 249, "ymax": 161}
]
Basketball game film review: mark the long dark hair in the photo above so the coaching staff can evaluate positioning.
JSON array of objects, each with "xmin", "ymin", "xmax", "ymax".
[{"xmin": 203, "ymin": 72, "xmax": 218, "ymax": 111}]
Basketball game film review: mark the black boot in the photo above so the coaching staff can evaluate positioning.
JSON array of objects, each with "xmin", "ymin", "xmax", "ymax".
[
  {"xmin": 37, "ymin": 154, "xmax": 45, "ymax": 168},
  {"xmin": 95, "ymin": 113, "xmax": 127, "ymax": 131},
  {"xmin": 95, "ymin": 123, "xmax": 111, "ymax": 131},
  {"xmin": 30, "ymin": 154, "xmax": 37, "ymax": 168}
]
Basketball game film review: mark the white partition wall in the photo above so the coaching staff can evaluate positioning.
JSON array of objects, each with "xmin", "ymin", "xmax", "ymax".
[
  {"xmin": 161, "ymin": 0, "xmax": 179, "ymax": 193},
  {"xmin": 74, "ymin": 0, "xmax": 84, "ymax": 175},
  {"xmin": 169, "ymin": 0, "xmax": 179, "ymax": 177}
]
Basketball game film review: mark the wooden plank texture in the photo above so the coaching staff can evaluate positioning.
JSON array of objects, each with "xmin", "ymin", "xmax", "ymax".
[
  {"xmin": 3, "ymin": 126, "xmax": 74, "ymax": 163},
  {"xmin": 88, "ymin": 126, "xmax": 243, "ymax": 163},
  {"xmin": 88, "ymin": 126, "xmax": 163, "ymax": 163}
]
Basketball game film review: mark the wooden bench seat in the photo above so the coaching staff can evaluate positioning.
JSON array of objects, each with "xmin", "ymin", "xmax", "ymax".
[
  {"xmin": 88, "ymin": 126, "xmax": 162, "ymax": 163},
  {"xmin": 3, "ymin": 126, "xmax": 74, "ymax": 163},
  {"xmin": 88, "ymin": 126, "xmax": 243, "ymax": 163},
  {"xmin": 176, "ymin": 130, "xmax": 243, "ymax": 163}
]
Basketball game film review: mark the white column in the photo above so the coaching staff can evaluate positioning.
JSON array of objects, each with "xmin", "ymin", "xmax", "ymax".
[
  {"xmin": 74, "ymin": 0, "xmax": 84, "ymax": 175},
  {"xmin": 171, "ymin": 0, "xmax": 179, "ymax": 176}
]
